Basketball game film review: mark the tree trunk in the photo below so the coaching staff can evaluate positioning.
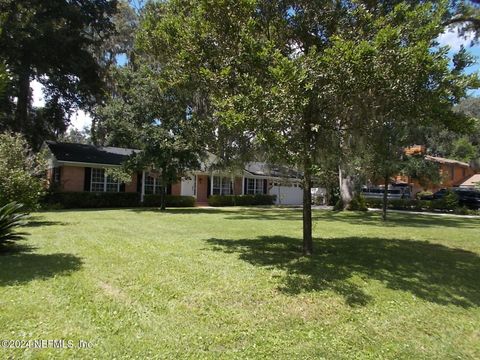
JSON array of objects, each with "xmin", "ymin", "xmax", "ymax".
[
  {"xmin": 15, "ymin": 69, "xmax": 31, "ymax": 132},
  {"xmin": 338, "ymin": 164, "xmax": 355, "ymax": 209},
  {"xmin": 160, "ymin": 186, "xmax": 166, "ymax": 211},
  {"xmin": 303, "ymin": 164, "xmax": 313, "ymax": 255},
  {"xmin": 382, "ymin": 175, "xmax": 389, "ymax": 221}
]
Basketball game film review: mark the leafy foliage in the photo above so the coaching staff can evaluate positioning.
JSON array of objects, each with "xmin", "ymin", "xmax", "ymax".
[
  {"xmin": 95, "ymin": 59, "xmax": 207, "ymax": 210},
  {"xmin": 0, "ymin": 0, "xmax": 118, "ymax": 148},
  {"xmin": 207, "ymin": 195, "xmax": 276, "ymax": 207},
  {"xmin": 402, "ymin": 155, "xmax": 442, "ymax": 189},
  {"xmin": 143, "ymin": 195, "xmax": 196, "ymax": 208},
  {"xmin": 0, "ymin": 132, "xmax": 47, "ymax": 210},
  {"xmin": 0, "ymin": 202, "xmax": 28, "ymax": 247},
  {"xmin": 136, "ymin": 0, "xmax": 479, "ymax": 250},
  {"xmin": 347, "ymin": 195, "xmax": 368, "ymax": 212},
  {"xmin": 42, "ymin": 192, "xmax": 140, "ymax": 209}
]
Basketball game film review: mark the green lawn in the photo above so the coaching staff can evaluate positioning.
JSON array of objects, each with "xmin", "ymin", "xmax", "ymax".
[{"xmin": 0, "ymin": 208, "xmax": 479, "ymax": 359}]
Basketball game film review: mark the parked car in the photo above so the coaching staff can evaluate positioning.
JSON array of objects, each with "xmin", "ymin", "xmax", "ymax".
[
  {"xmin": 361, "ymin": 186, "xmax": 410, "ymax": 200},
  {"xmin": 455, "ymin": 189, "xmax": 480, "ymax": 209},
  {"xmin": 420, "ymin": 188, "xmax": 480, "ymax": 209}
]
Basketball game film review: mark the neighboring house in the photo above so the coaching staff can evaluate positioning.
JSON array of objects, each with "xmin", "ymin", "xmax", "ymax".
[
  {"xmin": 459, "ymin": 174, "xmax": 480, "ymax": 189},
  {"xmin": 44, "ymin": 141, "xmax": 304, "ymax": 206},
  {"xmin": 394, "ymin": 145, "xmax": 477, "ymax": 196}
]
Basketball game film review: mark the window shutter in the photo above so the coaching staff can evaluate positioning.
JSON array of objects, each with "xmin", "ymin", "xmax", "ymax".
[
  {"xmin": 263, "ymin": 179, "xmax": 268, "ymax": 194},
  {"xmin": 167, "ymin": 184, "xmax": 172, "ymax": 195},
  {"xmin": 244, "ymin": 178, "xmax": 247, "ymax": 195},
  {"xmin": 84, "ymin": 167, "xmax": 91, "ymax": 192},
  {"xmin": 208, "ymin": 176, "xmax": 211, "ymax": 196},
  {"xmin": 120, "ymin": 183, "xmax": 126, "ymax": 192},
  {"xmin": 137, "ymin": 172, "xmax": 142, "ymax": 193}
]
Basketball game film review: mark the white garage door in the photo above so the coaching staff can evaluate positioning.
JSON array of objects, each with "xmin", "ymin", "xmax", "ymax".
[{"xmin": 269, "ymin": 185, "xmax": 303, "ymax": 205}]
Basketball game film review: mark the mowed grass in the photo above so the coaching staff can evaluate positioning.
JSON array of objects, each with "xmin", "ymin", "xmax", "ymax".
[{"xmin": 0, "ymin": 208, "xmax": 479, "ymax": 359}]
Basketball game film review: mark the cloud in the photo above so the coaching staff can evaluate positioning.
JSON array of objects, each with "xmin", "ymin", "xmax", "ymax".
[{"xmin": 437, "ymin": 26, "xmax": 476, "ymax": 52}]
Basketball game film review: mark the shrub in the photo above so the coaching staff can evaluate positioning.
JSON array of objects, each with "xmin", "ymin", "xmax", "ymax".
[
  {"xmin": 388, "ymin": 199, "xmax": 412, "ymax": 210},
  {"xmin": 416, "ymin": 190, "xmax": 433, "ymax": 199},
  {"xmin": 333, "ymin": 198, "xmax": 344, "ymax": 211},
  {"xmin": 363, "ymin": 196, "xmax": 466, "ymax": 213},
  {"xmin": 143, "ymin": 195, "xmax": 195, "ymax": 207},
  {"xmin": 454, "ymin": 206, "xmax": 470, "ymax": 215},
  {"xmin": 208, "ymin": 194, "xmax": 276, "ymax": 207},
  {"xmin": 0, "ymin": 202, "xmax": 28, "ymax": 248},
  {"xmin": 42, "ymin": 192, "xmax": 140, "ymax": 209},
  {"xmin": 415, "ymin": 200, "xmax": 431, "ymax": 211},
  {"xmin": 443, "ymin": 190, "xmax": 459, "ymax": 211},
  {"xmin": 347, "ymin": 195, "xmax": 367, "ymax": 211},
  {"xmin": 0, "ymin": 133, "xmax": 47, "ymax": 210},
  {"xmin": 364, "ymin": 198, "xmax": 382, "ymax": 209}
]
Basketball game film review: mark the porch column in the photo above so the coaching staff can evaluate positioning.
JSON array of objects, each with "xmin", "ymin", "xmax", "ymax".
[
  {"xmin": 210, "ymin": 173, "xmax": 214, "ymax": 196},
  {"xmin": 141, "ymin": 170, "xmax": 146, "ymax": 203}
]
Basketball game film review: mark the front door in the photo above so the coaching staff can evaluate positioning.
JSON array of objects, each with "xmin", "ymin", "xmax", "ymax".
[{"xmin": 196, "ymin": 175, "xmax": 209, "ymax": 204}]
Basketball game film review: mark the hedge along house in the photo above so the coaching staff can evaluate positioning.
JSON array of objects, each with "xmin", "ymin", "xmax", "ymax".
[{"xmin": 44, "ymin": 141, "xmax": 304, "ymax": 206}]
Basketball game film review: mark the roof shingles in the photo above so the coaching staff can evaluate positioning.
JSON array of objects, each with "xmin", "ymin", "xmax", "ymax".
[{"xmin": 45, "ymin": 141, "xmax": 137, "ymax": 166}]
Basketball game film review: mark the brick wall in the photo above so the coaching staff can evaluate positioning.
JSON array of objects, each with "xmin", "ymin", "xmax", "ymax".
[
  {"xmin": 58, "ymin": 165, "xmax": 137, "ymax": 193},
  {"xmin": 234, "ymin": 177, "xmax": 243, "ymax": 195},
  {"xmin": 61, "ymin": 166, "xmax": 85, "ymax": 192}
]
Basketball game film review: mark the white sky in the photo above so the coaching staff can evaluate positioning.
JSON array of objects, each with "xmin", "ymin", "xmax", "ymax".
[{"xmin": 31, "ymin": 79, "xmax": 92, "ymax": 130}]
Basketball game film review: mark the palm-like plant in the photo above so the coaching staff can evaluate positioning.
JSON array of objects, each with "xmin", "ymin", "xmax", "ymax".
[{"xmin": 0, "ymin": 202, "xmax": 28, "ymax": 246}]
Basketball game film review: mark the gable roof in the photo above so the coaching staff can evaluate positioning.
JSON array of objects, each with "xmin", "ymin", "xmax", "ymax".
[
  {"xmin": 460, "ymin": 174, "xmax": 480, "ymax": 187},
  {"xmin": 425, "ymin": 155, "xmax": 470, "ymax": 167},
  {"xmin": 45, "ymin": 141, "xmax": 138, "ymax": 166},
  {"xmin": 244, "ymin": 162, "xmax": 303, "ymax": 179}
]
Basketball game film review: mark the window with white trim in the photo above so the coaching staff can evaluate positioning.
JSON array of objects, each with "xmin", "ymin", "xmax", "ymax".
[
  {"xmin": 106, "ymin": 174, "xmax": 120, "ymax": 192},
  {"xmin": 212, "ymin": 176, "xmax": 232, "ymax": 195},
  {"xmin": 90, "ymin": 168, "xmax": 120, "ymax": 192},
  {"xmin": 144, "ymin": 173, "xmax": 163, "ymax": 194},
  {"xmin": 246, "ymin": 178, "xmax": 264, "ymax": 194}
]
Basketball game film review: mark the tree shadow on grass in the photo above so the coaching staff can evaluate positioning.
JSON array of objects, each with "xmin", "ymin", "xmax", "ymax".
[
  {"xmin": 206, "ymin": 236, "xmax": 480, "ymax": 308},
  {"xmin": 24, "ymin": 219, "xmax": 68, "ymax": 228},
  {"xmin": 0, "ymin": 244, "xmax": 83, "ymax": 287},
  {"xmin": 223, "ymin": 209, "xmax": 480, "ymax": 229}
]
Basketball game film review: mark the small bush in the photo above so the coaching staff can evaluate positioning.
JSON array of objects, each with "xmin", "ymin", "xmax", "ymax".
[
  {"xmin": 363, "ymin": 196, "xmax": 468, "ymax": 214},
  {"xmin": 364, "ymin": 198, "xmax": 382, "ymax": 209},
  {"xmin": 0, "ymin": 133, "xmax": 47, "ymax": 210},
  {"xmin": 42, "ymin": 192, "xmax": 140, "ymax": 209},
  {"xmin": 454, "ymin": 206, "xmax": 470, "ymax": 215},
  {"xmin": 333, "ymin": 198, "xmax": 344, "ymax": 211},
  {"xmin": 416, "ymin": 190, "xmax": 433, "ymax": 199},
  {"xmin": 414, "ymin": 200, "xmax": 431, "ymax": 211},
  {"xmin": 0, "ymin": 202, "xmax": 28, "ymax": 248},
  {"xmin": 347, "ymin": 195, "xmax": 367, "ymax": 211},
  {"xmin": 208, "ymin": 194, "xmax": 276, "ymax": 207},
  {"xmin": 143, "ymin": 195, "xmax": 195, "ymax": 207},
  {"xmin": 443, "ymin": 190, "xmax": 459, "ymax": 211}
]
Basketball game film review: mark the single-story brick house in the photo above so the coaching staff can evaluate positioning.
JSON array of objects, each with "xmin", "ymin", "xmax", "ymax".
[{"xmin": 44, "ymin": 141, "xmax": 304, "ymax": 206}]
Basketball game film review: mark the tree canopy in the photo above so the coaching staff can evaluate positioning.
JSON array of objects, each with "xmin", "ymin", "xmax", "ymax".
[
  {"xmin": 0, "ymin": 0, "xmax": 118, "ymax": 148},
  {"xmin": 134, "ymin": 0, "xmax": 478, "ymax": 252}
]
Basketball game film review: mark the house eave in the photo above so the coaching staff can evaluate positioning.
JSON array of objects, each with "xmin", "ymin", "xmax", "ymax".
[{"xmin": 56, "ymin": 160, "xmax": 123, "ymax": 168}]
